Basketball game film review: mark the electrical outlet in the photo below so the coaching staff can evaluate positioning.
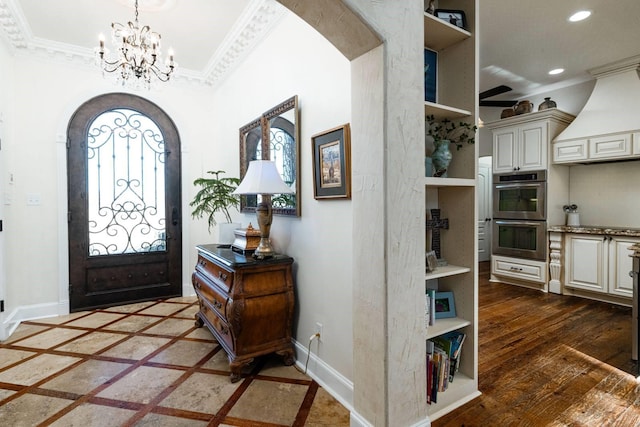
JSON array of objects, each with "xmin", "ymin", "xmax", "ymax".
[{"xmin": 315, "ymin": 322, "xmax": 323, "ymax": 341}]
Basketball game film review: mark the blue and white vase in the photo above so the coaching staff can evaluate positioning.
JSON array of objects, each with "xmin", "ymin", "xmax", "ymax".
[{"xmin": 431, "ymin": 139, "xmax": 452, "ymax": 177}]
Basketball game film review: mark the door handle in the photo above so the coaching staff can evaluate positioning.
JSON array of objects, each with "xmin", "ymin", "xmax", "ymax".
[
  {"xmin": 485, "ymin": 218, "xmax": 492, "ymax": 222},
  {"xmin": 172, "ymin": 207, "xmax": 179, "ymax": 226}
]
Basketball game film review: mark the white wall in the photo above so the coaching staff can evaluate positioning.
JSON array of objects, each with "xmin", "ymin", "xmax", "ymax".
[
  {"xmin": 0, "ymin": 36, "xmax": 12, "ymax": 338},
  {"xmin": 567, "ymin": 161, "xmax": 640, "ymax": 228},
  {"xmin": 208, "ymin": 13, "xmax": 354, "ymax": 379}
]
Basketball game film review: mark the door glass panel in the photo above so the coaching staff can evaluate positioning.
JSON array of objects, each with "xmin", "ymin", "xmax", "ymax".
[
  {"xmin": 498, "ymin": 224, "xmax": 538, "ymax": 251},
  {"xmin": 498, "ymin": 188, "xmax": 539, "ymax": 212},
  {"xmin": 87, "ymin": 109, "xmax": 166, "ymax": 255}
]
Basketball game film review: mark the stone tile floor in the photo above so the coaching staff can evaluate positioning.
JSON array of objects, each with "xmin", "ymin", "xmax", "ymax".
[{"xmin": 0, "ymin": 296, "xmax": 350, "ymax": 426}]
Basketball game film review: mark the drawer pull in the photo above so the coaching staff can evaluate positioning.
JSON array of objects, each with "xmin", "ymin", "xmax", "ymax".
[
  {"xmin": 509, "ymin": 267, "xmax": 523, "ymax": 272},
  {"xmin": 218, "ymin": 271, "xmax": 228, "ymax": 281},
  {"xmin": 220, "ymin": 326, "xmax": 229, "ymax": 335},
  {"xmin": 214, "ymin": 300, "xmax": 223, "ymax": 309}
]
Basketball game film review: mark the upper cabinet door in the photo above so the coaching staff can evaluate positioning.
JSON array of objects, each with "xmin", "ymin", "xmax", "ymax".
[
  {"xmin": 518, "ymin": 121, "xmax": 547, "ymax": 171},
  {"xmin": 492, "ymin": 126, "xmax": 517, "ymax": 173}
]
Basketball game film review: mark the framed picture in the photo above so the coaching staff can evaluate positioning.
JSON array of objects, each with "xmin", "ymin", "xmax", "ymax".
[
  {"xmin": 434, "ymin": 291, "xmax": 456, "ymax": 319},
  {"xmin": 435, "ymin": 9, "xmax": 467, "ymax": 30},
  {"xmin": 312, "ymin": 124, "xmax": 351, "ymax": 199},
  {"xmin": 424, "ymin": 48, "xmax": 437, "ymax": 103},
  {"xmin": 426, "ymin": 250, "xmax": 438, "ymax": 273}
]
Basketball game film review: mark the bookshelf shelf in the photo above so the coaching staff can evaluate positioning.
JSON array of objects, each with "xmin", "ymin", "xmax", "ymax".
[
  {"xmin": 426, "ymin": 317, "xmax": 471, "ymax": 339},
  {"xmin": 424, "ymin": 101, "xmax": 472, "ymax": 120},
  {"xmin": 425, "ymin": 264, "xmax": 470, "ymax": 280},
  {"xmin": 423, "ymin": 13, "xmax": 470, "ymax": 51},
  {"xmin": 425, "ymin": 177, "xmax": 475, "ymax": 188},
  {"xmin": 427, "ymin": 373, "xmax": 482, "ymax": 420}
]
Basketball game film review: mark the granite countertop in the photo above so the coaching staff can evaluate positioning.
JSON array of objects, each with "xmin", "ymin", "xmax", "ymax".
[{"xmin": 548, "ymin": 225, "xmax": 640, "ymax": 237}]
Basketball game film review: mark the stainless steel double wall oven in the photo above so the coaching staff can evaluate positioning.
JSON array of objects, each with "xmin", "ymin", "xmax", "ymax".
[{"xmin": 492, "ymin": 170, "xmax": 547, "ymax": 260}]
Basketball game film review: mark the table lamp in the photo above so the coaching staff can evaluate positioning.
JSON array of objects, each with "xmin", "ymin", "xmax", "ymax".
[{"xmin": 233, "ymin": 160, "xmax": 294, "ymax": 259}]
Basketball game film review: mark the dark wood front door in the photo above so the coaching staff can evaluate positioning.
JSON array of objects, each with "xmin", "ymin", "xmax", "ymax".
[{"xmin": 67, "ymin": 93, "xmax": 182, "ymax": 311}]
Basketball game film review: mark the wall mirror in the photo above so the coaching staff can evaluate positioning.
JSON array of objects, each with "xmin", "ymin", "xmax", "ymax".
[{"xmin": 239, "ymin": 95, "xmax": 300, "ymax": 216}]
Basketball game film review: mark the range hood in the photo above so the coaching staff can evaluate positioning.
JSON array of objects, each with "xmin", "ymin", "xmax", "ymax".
[{"xmin": 555, "ymin": 54, "xmax": 640, "ymax": 142}]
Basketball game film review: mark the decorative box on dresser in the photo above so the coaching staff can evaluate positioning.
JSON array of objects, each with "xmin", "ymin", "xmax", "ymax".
[
  {"xmin": 485, "ymin": 109, "xmax": 575, "ymax": 292},
  {"xmin": 192, "ymin": 244, "xmax": 295, "ymax": 382},
  {"xmin": 424, "ymin": 1, "xmax": 480, "ymax": 420}
]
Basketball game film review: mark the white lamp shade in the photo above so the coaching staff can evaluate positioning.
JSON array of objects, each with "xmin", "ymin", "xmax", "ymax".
[{"xmin": 233, "ymin": 160, "xmax": 294, "ymax": 195}]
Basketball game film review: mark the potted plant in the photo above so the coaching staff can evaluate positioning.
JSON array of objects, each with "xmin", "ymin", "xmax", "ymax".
[
  {"xmin": 190, "ymin": 170, "xmax": 241, "ymax": 243},
  {"xmin": 426, "ymin": 115, "xmax": 477, "ymax": 177}
]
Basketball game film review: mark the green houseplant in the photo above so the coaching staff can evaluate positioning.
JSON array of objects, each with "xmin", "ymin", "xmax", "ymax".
[
  {"xmin": 190, "ymin": 170, "xmax": 241, "ymax": 231},
  {"xmin": 426, "ymin": 115, "xmax": 477, "ymax": 177}
]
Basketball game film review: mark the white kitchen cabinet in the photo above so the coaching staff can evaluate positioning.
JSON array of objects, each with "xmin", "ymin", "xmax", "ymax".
[
  {"xmin": 492, "ymin": 122, "xmax": 547, "ymax": 173},
  {"xmin": 553, "ymin": 131, "xmax": 640, "ymax": 164},
  {"xmin": 487, "ymin": 109, "xmax": 575, "ymax": 174},
  {"xmin": 566, "ymin": 234, "xmax": 607, "ymax": 293},
  {"xmin": 565, "ymin": 234, "xmax": 640, "ymax": 299},
  {"xmin": 491, "ymin": 255, "xmax": 547, "ymax": 284},
  {"xmin": 553, "ymin": 139, "xmax": 588, "ymax": 163}
]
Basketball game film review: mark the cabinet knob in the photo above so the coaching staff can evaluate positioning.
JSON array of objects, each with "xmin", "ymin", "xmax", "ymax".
[{"xmin": 218, "ymin": 271, "xmax": 228, "ymax": 281}]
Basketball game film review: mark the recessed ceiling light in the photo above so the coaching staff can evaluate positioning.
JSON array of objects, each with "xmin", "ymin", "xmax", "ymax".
[
  {"xmin": 569, "ymin": 10, "xmax": 591, "ymax": 22},
  {"xmin": 549, "ymin": 68, "xmax": 565, "ymax": 75}
]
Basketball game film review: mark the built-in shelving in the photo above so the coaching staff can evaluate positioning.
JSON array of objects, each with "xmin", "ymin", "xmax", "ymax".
[{"xmin": 424, "ymin": 0, "xmax": 479, "ymax": 421}]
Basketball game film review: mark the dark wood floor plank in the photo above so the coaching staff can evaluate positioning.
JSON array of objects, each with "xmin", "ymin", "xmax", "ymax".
[{"xmin": 433, "ymin": 264, "xmax": 640, "ymax": 427}]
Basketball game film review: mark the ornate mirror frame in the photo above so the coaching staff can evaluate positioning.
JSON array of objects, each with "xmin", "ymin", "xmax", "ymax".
[{"xmin": 239, "ymin": 95, "xmax": 300, "ymax": 216}]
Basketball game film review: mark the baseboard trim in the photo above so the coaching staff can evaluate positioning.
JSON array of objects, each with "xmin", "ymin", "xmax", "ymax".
[
  {"xmin": 182, "ymin": 282, "xmax": 195, "ymax": 298},
  {"xmin": 293, "ymin": 338, "xmax": 355, "ymax": 415},
  {"xmin": 0, "ymin": 301, "xmax": 61, "ymax": 341}
]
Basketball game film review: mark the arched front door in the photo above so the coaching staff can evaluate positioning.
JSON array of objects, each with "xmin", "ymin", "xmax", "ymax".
[{"xmin": 67, "ymin": 93, "xmax": 182, "ymax": 311}]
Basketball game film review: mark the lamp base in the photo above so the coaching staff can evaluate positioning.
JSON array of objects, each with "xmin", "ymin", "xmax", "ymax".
[
  {"xmin": 253, "ymin": 238, "xmax": 276, "ymax": 259},
  {"xmin": 253, "ymin": 199, "xmax": 275, "ymax": 259}
]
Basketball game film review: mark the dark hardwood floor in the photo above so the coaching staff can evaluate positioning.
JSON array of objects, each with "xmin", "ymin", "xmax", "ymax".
[{"xmin": 434, "ymin": 262, "xmax": 640, "ymax": 426}]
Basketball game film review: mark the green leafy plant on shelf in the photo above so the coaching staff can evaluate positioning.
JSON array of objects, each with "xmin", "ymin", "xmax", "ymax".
[
  {"xmin": 190, "ymin": 170, "xmax": 241, "ymax": 231},
  {"xmin": 426, "ymin": 114, "xmax": 477, "ymax": 151}
]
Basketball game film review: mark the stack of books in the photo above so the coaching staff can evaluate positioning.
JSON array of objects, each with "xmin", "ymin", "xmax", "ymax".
[{"xmin": 426, "ymin": 330, "xmax": 466, "ymax": 404}]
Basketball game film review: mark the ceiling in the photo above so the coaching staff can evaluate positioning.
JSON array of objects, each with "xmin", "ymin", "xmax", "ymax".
[{"xmin": 1, "ymin": 0, "xmax": 640, "ymax": 95}]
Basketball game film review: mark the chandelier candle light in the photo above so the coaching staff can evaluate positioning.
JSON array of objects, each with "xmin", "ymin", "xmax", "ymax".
[
  {"xmin": 233, "ymin": 160, "xmax": 294, "ymax": 259},
  {"xmin": 96, "ymin": 0, "xmax": 176, "ymax": 88}
]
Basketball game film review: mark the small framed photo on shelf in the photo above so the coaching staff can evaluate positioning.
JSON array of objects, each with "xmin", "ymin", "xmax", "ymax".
[
  {"xmin": 434, "ymin": 291, "xmax": 456, "ymax": 319},
  {"xmin": 312, "ymin": 124, "xmax": 351, "ymax": 199},
  {"xmin": 426, "ymin": 250, "xmax": 438, "ymax": 273},
  {"xmin": 434, "ymin": 9, "xmax": 467, "ymax": 30},
  {"xmin": 424, "ymin": 48, "xmax": 437, "ymax": 103}
]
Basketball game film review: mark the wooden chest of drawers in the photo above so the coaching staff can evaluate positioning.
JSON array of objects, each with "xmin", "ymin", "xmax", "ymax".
[{"xmin": 192, "ymin": 244, "xmax": 295, "ymax": 382}]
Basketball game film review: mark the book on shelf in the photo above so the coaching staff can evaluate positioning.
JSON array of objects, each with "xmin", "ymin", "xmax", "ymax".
[
  {"xmin": 426, "ymin": 330, "xmax": 467, "ymax": 403},
  {"xmin": 426, "ymin": 289, "xmax": 436, "ymax": 327}
]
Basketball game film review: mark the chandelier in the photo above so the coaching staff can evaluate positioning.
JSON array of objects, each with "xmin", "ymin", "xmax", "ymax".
[{"xmin": 96, "ymin": 0, "xmax": 176, "ymax": 88}]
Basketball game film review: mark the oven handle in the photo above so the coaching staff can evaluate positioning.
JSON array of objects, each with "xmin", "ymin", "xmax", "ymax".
[
  {"xmin": 494, "ymin": 220, "xmax": 546, "ymax": 227},
  {"xmin": 494, "ymin": 182, "xmax": 544, "ymax": 190}
]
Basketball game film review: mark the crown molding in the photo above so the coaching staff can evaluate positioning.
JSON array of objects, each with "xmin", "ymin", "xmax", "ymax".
[
  {"xmin": 204, "ymin": 0, "xmax": 286, "ymax": 88},
  {"xmin": 0, "ymin": 0, "xmax": 286, "ymax": 88}
]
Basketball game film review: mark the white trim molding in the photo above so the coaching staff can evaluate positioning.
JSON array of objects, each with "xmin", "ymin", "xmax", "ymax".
[{"xmin": 0, "ymin": 0, "xmax": 286, "ymax": 88}]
